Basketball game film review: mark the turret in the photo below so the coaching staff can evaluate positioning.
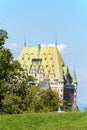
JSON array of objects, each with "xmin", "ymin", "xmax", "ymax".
[
  {"xmin": 72, "ymin": 67, "xmax": 77, "ymax": 85},
  {"xmin": 72, "ymin": 67, "xmax": 78, "ymax": 110}
]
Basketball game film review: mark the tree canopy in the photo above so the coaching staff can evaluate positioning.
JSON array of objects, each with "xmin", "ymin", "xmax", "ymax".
[{"xmin": 0, "ymin": 29, "xmax": 8, "ymax": 49}]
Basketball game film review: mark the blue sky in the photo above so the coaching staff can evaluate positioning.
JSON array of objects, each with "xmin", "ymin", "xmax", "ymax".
[{"xmin": 0, "ymin": 0, "xmax": 87, "ymax": 111}]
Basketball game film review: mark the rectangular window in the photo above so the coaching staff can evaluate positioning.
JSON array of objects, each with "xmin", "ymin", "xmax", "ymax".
[{"xmin": 61, "ymin": 94, "xmax": 62, "ymax": 98}]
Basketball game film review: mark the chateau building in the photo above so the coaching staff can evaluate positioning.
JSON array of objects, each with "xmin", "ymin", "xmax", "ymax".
[{"xmin": 18, "ymin": 42, "xmax": 77, "ymax": 109}]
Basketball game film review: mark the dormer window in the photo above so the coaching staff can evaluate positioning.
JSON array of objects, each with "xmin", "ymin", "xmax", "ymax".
[
  {"xmin": 50, "ymin": 72, "xmax": 54, "ymax": 81},
  {"xmin": 38, "ymin": 65, "xmax": 43, "ymax": 74},
  {"xmin": 23, "ymin": 65, "xmax": 25, "ymax": 68},
  {"xmin": 52, "ymin": 64, "xmax": 54, "ymax": 67},
  {"xmin": 22, "ymin": 55, "xmax": 24, "ymax": 60},
  {"xmin": 52, "ymin": 62, "xmax": 54, "ymax": 67},
  {"xmin": 48, "ymin": 70, "xmax": 50, "ymax": 73},
  {"xmin": 46, "ymin": 63, "xmax": 48, "ymax": 67},
  {"xmin": 31, "ymin": 53, "xmax": 33, "ymax": 55},
  {"xmin": 39, "ymin": 73, "xmax": 44, "ymax": 81},
  {"xmin": 48, "ymin": 67, "xmax": 50, "ymax": 73},
  {"xmin": 46, "ymin": 75, "xmax": 49, "ymax": 79},
  {"xmin": 51, "ymin": 74, "xmax": 54, "ymax": 79},
  {"xmin": 44, "ymin": 55, "xmax": 46, "ymax": 60},
  {"xmin": 22, "ymin": 57, "xmax": 24, "ymax": 60},
  {"xmin": 28, "ymin": 55, "xmax": 30, "ymax": 60},
  {"xmin": 50, "ymin": 56, "xmax": 53, "ymax": 60}
]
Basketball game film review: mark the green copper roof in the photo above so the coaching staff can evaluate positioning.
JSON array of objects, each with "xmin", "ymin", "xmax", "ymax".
[{"xmin": 18, "ymin": 45, "xmax": 67, "ymax": 80}]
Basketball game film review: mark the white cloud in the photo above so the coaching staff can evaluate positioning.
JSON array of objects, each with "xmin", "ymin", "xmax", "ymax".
[
  {"xmin": 57, "ymin": 44, "xmax": 67, "ymax": 52},
  {"xmin": 41, "ymin": 44, "xmax": 67, "ymax": 52},
  {"xmin": 5, "ymin": 43, "xmax": 67, "ymax": 52},
  {"xmin": 4, "ymin": 43, "xmax": 67, "ymax": 59},
  {"xmin": 5, "ymin": 43, "xmax": 20, "ymax": 50}
]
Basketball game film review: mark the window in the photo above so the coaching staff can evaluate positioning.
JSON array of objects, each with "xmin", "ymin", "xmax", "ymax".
[
  {"xmin": 74, "ymin": 95, "xmax": 76, "ymax": 98},
  {"xmin": 39, "ymin": 74, "xmax": 42, "ymax": 79},
  {"xmin": 60, "ymin": 94, "xmax": 62, "ymax": 98},
  {"xmin": 52, "ymin": 62, "xmax": 54, "ymax": 67},
  {"xmin": 43, "ymin": 54, "xmax": 46, "ymax": 60},
  {"xmin": 52, "ymin": 64, "xmax": 54, "ymax": 67},
  {"xmin": 23, "ymin": 65, "xmax": 25, "ymax": 67},
  {"xmin": 46, "ymin": 75, "xmax": 49, "ymax": 79},
  {"xmin": 50, "ymin": 73, "xmax": 54, "ymax": 79},
  {"xmin": 50, "ymin": 57, "xmax": 53, "ymax": 60},
  {"xmin": 46, "ymin": 63, "xmax": 48, "ymax": 67},
  {"xmin": 28, "ymin": 55, "xmax": 30, "ymax": 60},
  {"xmin": 48, "ymin": 69, "xmax": 50, "ymax": 73},
  {"xmin": 22, "ymin": 57, "xmax": 24, "ymax": 60}
]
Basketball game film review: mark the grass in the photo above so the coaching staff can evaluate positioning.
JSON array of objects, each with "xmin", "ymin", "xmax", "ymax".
[{"xmin": 0, "ymin": 112, "xmax": 87, "ymax": 130}]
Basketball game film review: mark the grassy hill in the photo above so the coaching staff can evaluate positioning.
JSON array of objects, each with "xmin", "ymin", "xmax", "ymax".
[{"xmin": 0, "ymin": 112, "xmax": 87, "ymax": 130}]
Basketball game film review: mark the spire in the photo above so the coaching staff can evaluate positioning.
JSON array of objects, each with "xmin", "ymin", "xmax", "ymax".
[
  {"xmin": 66, "ymin": 65, "xmax": 69, "ymax": 76},
  {"xmin": 55, "ymin": 35, "xmax": 57, "ymax": 48},
  {"xmin": 24, "ymin": 34, "xmax": 26, "ymax": 47},
  {"xmin": 72, "ymin": 67, "xmax": 77, "ymax": 84}
]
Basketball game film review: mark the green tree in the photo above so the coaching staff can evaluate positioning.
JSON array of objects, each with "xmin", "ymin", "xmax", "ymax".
[
  {"xmin": 40, "ymin": 89, "xmax": 61, "ymax": 112},
  {"xmin": 0, "ymin": 29, "xmax": 24, "ymax": 113},
  {"xmin": 0, "ymin": 48, "xmax": 13, "ymax": 82},
  {"xmin": 2, "ymin": 94, "xmax": 22, "ymax": 114},
  {"xmin": 21, "ymin": 85, "xmax": 40, "ymax": 112},
  {"xmin": 0, "ymin": 29, "xmax": 8, "ymax": 49}
]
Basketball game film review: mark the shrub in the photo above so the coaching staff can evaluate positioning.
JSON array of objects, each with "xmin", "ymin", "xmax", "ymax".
[{"xmin": 2, "ymin": 94, "xmax": 22, "ymax": 114}]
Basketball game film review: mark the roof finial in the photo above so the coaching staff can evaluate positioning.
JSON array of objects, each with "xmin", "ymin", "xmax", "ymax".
[
  {"xmin": 37, "ymin": 44, "xmax": 41, "ymax": 56},
  {"xmin": 55, "ymin": 35, "xmax": 57, "ymax": 47},
  {"xmin": 24, "ymin": 33, "xmax": 26, "ymax": 47}
]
